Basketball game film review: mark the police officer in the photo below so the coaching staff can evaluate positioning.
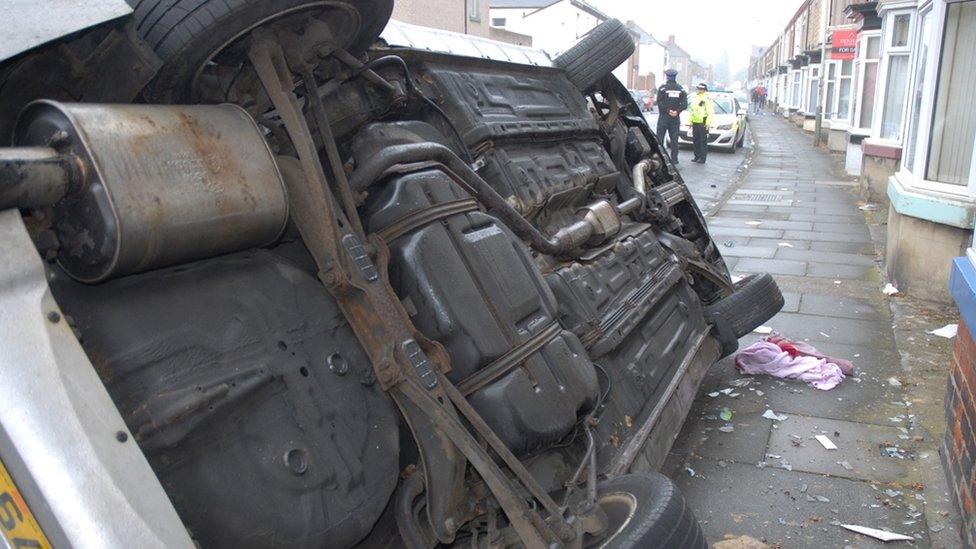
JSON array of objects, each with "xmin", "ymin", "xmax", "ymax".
[
  {"xmin": 689, "ymin": 82, "xmax": 714, "ymax": 163},
  {"xmin": 655, "ymin": 69, "xmax": 687, "ymax": 164}
]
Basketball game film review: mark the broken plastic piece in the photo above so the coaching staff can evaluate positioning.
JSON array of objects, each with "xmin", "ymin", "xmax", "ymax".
[
  {"xmin": 762, "ymin": 409, "xmax": 788, "ymax": 421},
  {"xmin": 815, "ymin": 435, "xmax": 837, "ymax": 450},
  {"xmin": 839, "ymin": 524, "xmax": 912, "ymax": 542},
  {"xmin": 720, "ymin": 409, "xmax": 733, "ymax": 421},
  {"xmin": 927, "ymin": 324, "xmax": 958, "ymax": 339},
  {"xmin": 753, "ymin": 325, "xmax": 773, "ymax": 335}
]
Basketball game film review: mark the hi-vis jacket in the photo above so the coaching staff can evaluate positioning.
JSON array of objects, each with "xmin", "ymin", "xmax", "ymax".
[{"xmin": 689, "ymin": 92, "xmax": 715, "ymax": 125}]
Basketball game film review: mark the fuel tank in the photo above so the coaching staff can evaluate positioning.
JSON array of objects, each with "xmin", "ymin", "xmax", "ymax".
[{"xmin": 365, "ymin": 167, "xmax": 599, "ymax": 456}]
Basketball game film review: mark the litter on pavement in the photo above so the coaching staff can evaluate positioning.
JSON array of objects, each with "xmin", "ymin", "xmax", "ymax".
[
  {"xmin": 815, "ymin": 435, "xmax": 838, "ymax": 450},
  {"xmin": 762, "ymin": 409, "xmax": 788, "ymax": 421},
  {"xmin": 734, "ymin": 334, "xmax": 854, "ymax": 390},
  {"xmin": 753, "ymin": 325, "xmax": 773, "ymax": 334},
  {"xmin": 839, "ymin": 524, "xmax": 913, "ymax": 542},
  {"xmin": 882, "ymin": 283, "xmax": 899, "ymax": 296},
  {"xmin": 926, "ymin": 323, "xmax": 958, "ymax": 339}
]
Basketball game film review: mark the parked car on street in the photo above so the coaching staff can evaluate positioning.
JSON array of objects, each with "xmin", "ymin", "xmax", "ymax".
[
  {"xmin": 0, "ymin": 5, "xmax": 781, "ymax": 548},
  {"xmin": 677, "ymin": 92, "xmax": 749, "ymax": 151},
  {"xmin": 630, "ymin": 88, "xmax": 653, "ymax": 111}
]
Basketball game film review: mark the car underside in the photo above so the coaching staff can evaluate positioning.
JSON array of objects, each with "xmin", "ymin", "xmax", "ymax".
[{"xmin": 0, "ymin": 2, "xmax": 782, "ymax": 547}]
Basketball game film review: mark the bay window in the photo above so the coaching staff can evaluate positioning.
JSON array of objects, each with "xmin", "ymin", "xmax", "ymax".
[
  {"xmin": 926, "ymin": 1, "xmax": 976, "ymax": 186},
  {"xmin": 790, "ymin": 70, "xmax": 801, "ymax": 108},
  {"xmin": 854, "ymin": 34, "xmax": 881, "ymax": 130},
  {"xmin": 903, "ymin": 9, "xmax": 932, "ymax": 174},
  {"xmin": 806, "ymin": 66, "xmax": 820, "ymax": 115},
  {"xmin": 878, "ymin": 11, "xmax": 914, "ymax": 140},
  {"xmin": 824, "ymin": 62, "xmax": 836, "ymax": 119},
  {"xmin": 836, "ymin": 60, "xmax": 853, "ymax": 120}
]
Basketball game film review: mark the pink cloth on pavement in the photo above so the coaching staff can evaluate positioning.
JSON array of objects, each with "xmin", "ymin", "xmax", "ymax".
[
  {"xmin": 734, "ymin": 340, "xmax": 848, "ymax": 390},
  {"xmin": 765, "ymin": 335, "xmax": 854, "ymax": 375}
]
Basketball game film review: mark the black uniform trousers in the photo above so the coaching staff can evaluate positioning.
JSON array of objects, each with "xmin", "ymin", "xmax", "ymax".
[
  {"xmin": 656, "ymin": 115, "xmax": 680, "ymax": 162},
  {"xmin": 692, "ymin": 122, "xmax": 709, "ymax": 162}
]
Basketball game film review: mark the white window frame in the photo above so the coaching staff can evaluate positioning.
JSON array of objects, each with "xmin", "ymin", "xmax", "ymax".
[
  {"xmin": 823, "ymin": 60, "xmax": 838, "ymax": 119},
  {"xmin": 799, "ymin": 66, "xmax": 810, "ymax": 114},
  {"xmin": 895, "ymin": 0, "xmax": 976, "ymax": 198},
  {"xmin": 832, "ymin": 59, "xmax": 855, "ymax": 121},
  {"xmin": 873, "ymin": 6, "xmax": 916, "ymax": 142},
  {"xmin": 790, "ymin": 69, "xmax": 802, "ymax": 109},
  {"xmin": 806, "ymin": 65, "xmax": 820, "ymax": 115},
  {"xmin": 851, "ymin": 31, "xmax": 882, "ymax": 131}
]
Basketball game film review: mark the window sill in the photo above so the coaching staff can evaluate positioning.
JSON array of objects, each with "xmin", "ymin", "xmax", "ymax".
[
  {"xmin": 863, "ymin": 137, "xmax": 902, "ymax": 160},
  {"xmin": 887, "ymin": 171, "xmax": 976, "ymax": 229}
]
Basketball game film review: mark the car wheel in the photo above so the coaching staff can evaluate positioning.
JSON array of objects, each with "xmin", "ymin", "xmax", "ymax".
[
  {"xmin": 586, "ymin": 473, "xmax": 707, "ymax": 549},
  {"xmin": 128, "ymin": 0, "xmax": 393, "ymax": 102},
  {"xmin": 553, "ymin": 19, "xmax": 635, "ymax": 93},
  {"xmin": 704, "ymin": 273, "xmax": 784, "ymax": 339}
]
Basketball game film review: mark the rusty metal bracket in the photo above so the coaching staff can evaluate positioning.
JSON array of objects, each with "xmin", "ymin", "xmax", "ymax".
[{"xmin": 247, "ymin": 36, "xmax": 568, "ymax": 548}]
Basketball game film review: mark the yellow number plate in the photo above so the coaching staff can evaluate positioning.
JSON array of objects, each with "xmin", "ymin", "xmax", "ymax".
[{"xmin": 0, "ymin": 457, "xmax": 51, "ymax": 549}]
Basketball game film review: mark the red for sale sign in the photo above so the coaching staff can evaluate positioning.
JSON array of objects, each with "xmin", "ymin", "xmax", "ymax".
[{"xmin": 832, "ymin": 29, "xmax": 858, "ymax": 60}]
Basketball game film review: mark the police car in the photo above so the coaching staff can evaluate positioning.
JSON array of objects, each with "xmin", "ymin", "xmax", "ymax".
[{"xmin": 677, "ymin": 92, "xmax": 748, "ymax": 152}]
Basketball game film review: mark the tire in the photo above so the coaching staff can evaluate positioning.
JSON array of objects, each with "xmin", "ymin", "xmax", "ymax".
[
  {"xmin": 554, "ymin": 19, "xmax": 635, "ymax": 93},
  {"xmin": 128, "ymin": 0, "xmax": 393, "ymax": 101},
  {"xmin": 590, "ymin": 473, "xmax": 707, "ymax": 549},
  {"xmin": 704, "ymin": 273, "xmax": 783, "ymax": 339}
]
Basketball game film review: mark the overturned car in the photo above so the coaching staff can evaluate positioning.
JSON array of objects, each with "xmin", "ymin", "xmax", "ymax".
[{"xmin": 0, "ymin": 2, "xmax": 782, "ymax": 547}]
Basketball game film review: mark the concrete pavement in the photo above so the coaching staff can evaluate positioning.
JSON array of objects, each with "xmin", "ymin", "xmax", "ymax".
[
  {"xmin": 665, "ymin": 113, "xmax": 962, "ymax": 547},
  {"xmin": 644, "ymin": 110, "xmax": 754, "ymax": 216}
]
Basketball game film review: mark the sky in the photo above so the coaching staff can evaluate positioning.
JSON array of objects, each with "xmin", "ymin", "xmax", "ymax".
[{"xmin": 588, "ymin": 0, "xmax": 806, "ymax": 73}]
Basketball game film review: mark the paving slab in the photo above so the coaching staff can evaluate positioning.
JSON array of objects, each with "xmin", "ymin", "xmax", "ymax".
[
  {"xmin": 774, "ymin": 248, "xmax": 877, "ymax": 267},
  {"xmin": 797, "ymin": 293, "xmax": 887, "ymax": 320},
  {"xmin": 733, "ymin": 258, "xmax": 808, "ymax": 277},
  {"xmin": 766, "ymin": 415, "xmax": 913, "ymax": 482},
  {"xmin": 674, "ymin": 460, "xmax": 929, "ymax": 547}
]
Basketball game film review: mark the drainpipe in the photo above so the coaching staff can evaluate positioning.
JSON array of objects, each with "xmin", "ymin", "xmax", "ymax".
[{"xmin": 814, "ymin": 0, "xmax": 832, "ymax": 146}]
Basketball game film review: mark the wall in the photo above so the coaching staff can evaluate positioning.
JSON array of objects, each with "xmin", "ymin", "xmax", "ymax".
[
  {"xmin": 945, "ymin": 318, "xmax": 976, "ymax": 547},
  {"xmin": 886, "ymin": 204, "xmax": 970, "ymax": 304},
  {"xmin": 394, "ymin": 0, "xmax": 490, "ymax": 37}
]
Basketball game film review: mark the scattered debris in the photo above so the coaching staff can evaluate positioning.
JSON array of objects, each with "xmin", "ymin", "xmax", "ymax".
[
  {"xmin": 777, "ymin": 242, "xmax": 794, "ymax": 248},
  {"xmin": 718, "ymin": 425, "xmax": 735, "ymax": 433},
  {"xmin": 887, "ymin": 377, "xmax": 902, "ymax": 387},
  {"xmin": 745, "ymin": 220, "xmax": 763, "ymax": 226},
  {"xmin": 927, "ymin": 324, "xmax": 958, "ymax": 339},
  {"xmin": 882, "ymin": 283, "xmax": 899, "ymax": 296},
  {"xmin": 858, "ymin": 203, "xmax": 878, "ymax": 211},
  {"xmin": 724, "ymin": 240, "xmax": 736, "ymax": 248},
  {"xmin": 686, "ymin": 467, "xmax": 696, "ymax": 477},
  {"xmin": 814, "ymin": 495, "xmax": 830, "ymax": 503},
  {"xmin": 753, "ymin": 325, "xmax": 773, "ymax": 334},
  {"xmin": 818, "ymin": 331, "xmax": 831, "ymax": 339},
  {"xmin": 720, "ymin": 408, "xmax": 733, "ymax": 421},
  {"xmin": 708, "ymin": 391, "xmax": 720, "ymax": 397},
  {"xmin": 839, "ymin": 524, "xmax": 913, "ymax": 542},
  {"xmin": 833, "ymin": 280, "xmax": 842, "ymax": 285},
  {"xmin": 799, "ymin": 483, "xmax": 808, "ymax": 493},
  {"xmin": 815, "ymin": 435, "xmax": 838, "ymax": 450},
  {"xmin": 755, "ymin": 390, "xmax": 764, "ymax": 396},
  {"xmin": 837, "ymin": 460, "xmax": 854, "ymax": 471},
  {"xmin": 713, "ymin": 534, "xmax": 769, "ymax": 549},
  {"xmin": 880, "ymin": 444, "xmax": 914, "ymax": 460},
  {"xmin": 762, "ymin": 409, "xmax": 788, "ymax": 421}
]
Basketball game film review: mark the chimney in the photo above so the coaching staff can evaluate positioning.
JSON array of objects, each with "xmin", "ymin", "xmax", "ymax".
[{"xmin": 668, "ymin": 35, "xmax": 675, "ymax": 44}]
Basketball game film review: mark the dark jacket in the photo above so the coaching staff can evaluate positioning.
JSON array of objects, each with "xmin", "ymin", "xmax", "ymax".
[{"xmin": 656, "ymin": 81, "xmax": 688, "ymax": 118}]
